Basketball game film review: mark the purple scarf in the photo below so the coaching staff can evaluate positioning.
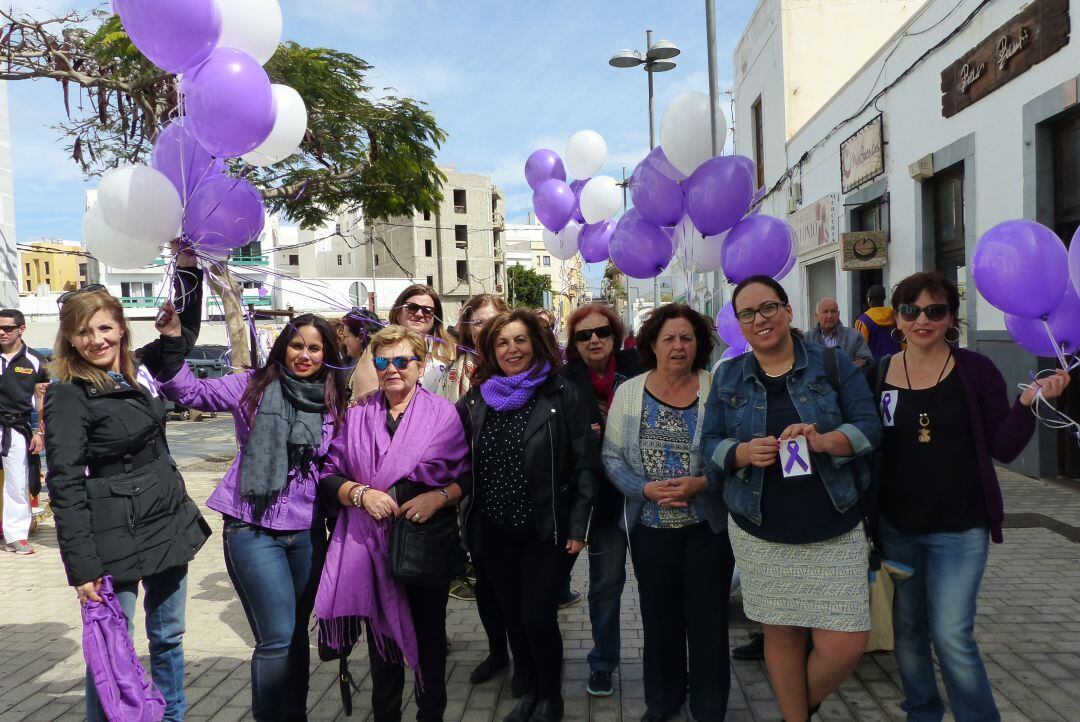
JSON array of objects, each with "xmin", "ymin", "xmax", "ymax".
[
  {"xmin": 315, "ymin": 387, "xmax": 470, "ymax": 670},
  {"xmin": 480, "ymin": 362, "xmax": 552, "ymax": 411}
]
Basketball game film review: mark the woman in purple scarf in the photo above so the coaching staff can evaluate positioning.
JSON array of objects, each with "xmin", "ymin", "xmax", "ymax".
[{"xmin": 316, "ymin": 326, "xmax": 471, "ymax": 722}]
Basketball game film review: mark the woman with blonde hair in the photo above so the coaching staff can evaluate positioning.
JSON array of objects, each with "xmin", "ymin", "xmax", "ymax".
[{"xmin": 445, "ymin": 293, "xmax": 508, "ymax": 403}]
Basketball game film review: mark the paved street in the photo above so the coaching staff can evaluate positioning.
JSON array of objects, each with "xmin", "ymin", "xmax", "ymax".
[{"xmin": 2, "ymin": 415, "xmax": 1079, "ymax": 721}]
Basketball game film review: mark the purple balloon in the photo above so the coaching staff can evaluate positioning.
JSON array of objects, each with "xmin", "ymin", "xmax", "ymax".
[
  {"xmin": 570, "ymin": 178, "xmax": 588, "ymax": 224},
  {"xmin": 1005, "ymin": 286, "xmax": 1080, "ymax": 356},
  {"xmin": 645, "ymin": 146, "xmax": 687, "ymax": 182},
  {"xmin": 183, "ymin": 174, "xmax": 266, "ymax": 251},
  {"xmin": 774, "ymin": 248, "xmax": 796, "ymax": 280},
  {"xmin": 732, "ymin": 155, "xmax": 757, "ymax": 188},
  {"xmin": 685, "ymin": 156, "xmax": 755, "ymax": 236},
  {"xmin": 972, "ymin": 220, "xmax": 1069, "ymax": 318},
  {"xmin": 524, "ymin": 149, "xmax": 567, "ymax": 191},
  {"xmin": 1071, "ymin": 226, "xmax": 1080, "ymax": 298},
  {"xmin": 533, "ymin": 179, "xmax": 575, "ymax": 233},
  {"xmin": 609, "ymin": 209, "xmax": 674, "ymax": 279},
  {"xmin": 721, "ymin": 344, "xmax": 749, "ymax": 360},
  {"xmin": 115, "ymin": 0, "xmax": 221, "ymax": 73},
  {"xmin": 715, "ymin": 302, "xmax": 744, "ymax": 347},
  {"xmin": 152, "ymin": 119, "xmax": 225, "ymax": 205},
  {"xmin": 721, "ymin": 215, "xmax": 794, "ymax": 283},
  {"xmin": 631, "ymin": 160, "xmax": 685, "ymax": 227},
  {"xmin": 181, "ymin": 48, "xmax": 276, "ymax": 158},
  {"xmin": 579, "ymin": 220, "xmax": 615, "ymax": 263}
]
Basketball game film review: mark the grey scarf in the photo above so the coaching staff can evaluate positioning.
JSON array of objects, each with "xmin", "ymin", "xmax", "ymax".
[{"xmin": 239, "ymin": 372, "xmax": 327, "ymax": 515}]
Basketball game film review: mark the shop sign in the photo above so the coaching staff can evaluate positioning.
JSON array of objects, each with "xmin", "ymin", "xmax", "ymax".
[
  {"xmin": 840, "ymin": 116, "xmax": 884, "ymax": 193},
  {"xmin": 941, "ymin": 0, "xmax": 1069, "ymax": 118},
  {"xmin": 789, "ymin": 194, "xmax": 838, "ymax": 255},
  {"xmin": 841, "ymin": 231, "xmax": 888, "ymax": 270}
]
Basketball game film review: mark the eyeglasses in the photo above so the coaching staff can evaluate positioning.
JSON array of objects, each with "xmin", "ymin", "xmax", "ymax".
[
  {"xmin": 372, "ymin": 355, "xmax": 419, "ymax": 371},
  {"xmin": 897, "ymin": 303, "xmax": 950, "ymax": 322},
  {"xmin": 573, "ymin": 325, "xmax": 613, "ymax": 343},
  {"xmin": 735, "ymin": 301, "xmax": 783, "ymax": 325},
  {"xmin": 403, "ymin": 302, "xmax": 435, "ymax": 319},
  {"xmin": 58, "ymin": 284, "xmax": 107, "ymax": 306},
  {"xmin": 0, "ymin": 325, "xmax": 21, "ymax": 334}
]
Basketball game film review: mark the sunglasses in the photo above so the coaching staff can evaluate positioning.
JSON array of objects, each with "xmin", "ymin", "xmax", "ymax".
[
  {"xmin": 372, "ymin": 355, "xmax": 419, "ymax": 371},
  {"xmin": 736, "ymin": 301, "xmax": 783, "ymax": 324},
  {"xmin": 57, "ymin": 284, "xmax": 108, "ymax": 306},
  {"xmin": 897, "ymin": 303, "xmax": 950, "ymax": 322},
  {"xmin": 403, "ymin": 302, "xmax": 435, "ymax": 319},
  {"xmin": 573, "ymin": 325, "xmax": 613, "ymax": 343},
  {"xmin": 0, "ymin": 325, "xmax": 22, "ymax": 334}
]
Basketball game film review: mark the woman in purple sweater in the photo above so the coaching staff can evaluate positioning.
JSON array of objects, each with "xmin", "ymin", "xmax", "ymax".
[
  {"xmin": 157, "ymin": 300, "xmax": 347, "ymax": 721},
  {"xmin": 874, "ymin": 272, "xmax": 1070, "ymax": 722}
]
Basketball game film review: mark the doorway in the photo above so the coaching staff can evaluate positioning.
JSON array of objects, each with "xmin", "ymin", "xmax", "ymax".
[
  {"xmin": 805, "ymin": 258, "xmax": 837, "ymax": 328},
  {"xmin": 1053, "ymin": 111, "xmax": 1080, "ymax": 478},
  {"xmin": 933, "ymin": 164, "xmax": 968, "ymax": 347},
  {"xmin": 851, "ymin": 200, "xmax": 886, "ymax": 323}
]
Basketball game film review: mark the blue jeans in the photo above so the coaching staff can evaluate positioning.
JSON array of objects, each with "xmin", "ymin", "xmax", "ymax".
[
  {"xmin": 86, "ymin": 565, "xmax": 189, "ymax": 722},
  {"xmin": 223, "ymin": 518, "xmax": 327, "ymax": 722},
  {"xmin": 586, "ymin": 523, "xmax": 628, "ymax": 673},
  {"xmin": 879, "ymin": 518, "xmax": 1000, "ymax": 722}
]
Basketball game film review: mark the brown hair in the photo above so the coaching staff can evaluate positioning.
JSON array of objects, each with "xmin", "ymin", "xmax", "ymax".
[
  {"xmin": 890, "ymin": 271, "xmax": 961, "ymax": 319},
  {"xmin": 565, "ymin": 303, "xmax": 626, "ymax": 362},
  {"xmin": 635, "ymin": 303, "xmax": 715, "ymax": 371},
  {"xmin": 368, "ymin": 325, "xmax": 429, "ymax": 363},
  {"xmin": 473, "ymin": 309, "xmax": 563, "ymax": 384},
  {"xmin": 388, "ymin": 284, "xmax": 456, "ymax": 364},
  {"xmin": 456, "ymin": 294, "xmax": 509, "ymax": 350},
  {"xmin": 50, "ymin": 290, "xmax": 137, "ymax": 391}
]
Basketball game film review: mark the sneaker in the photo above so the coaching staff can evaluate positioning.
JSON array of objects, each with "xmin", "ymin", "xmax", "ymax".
[
  {"xmin": 557, "ymin": 588, "xmax": 582, "ymax": 609},
  {"xmin": 586, "ymin": 670, "xmax": 613, "ymax": 697},
  {"xmin": 731, "ymin": 632, "xmax": 764, "ymax": 660},
  {"xmin": 449, "ymin": 579, "xmax": 477, "ymax": 601},
  {"xmin": 5, "ymin": 541, "xmax": 35, "ymax": 555}
]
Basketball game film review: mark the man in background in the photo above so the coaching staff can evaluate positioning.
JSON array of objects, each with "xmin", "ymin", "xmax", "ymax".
[
  {"xmin": 806, "ymin": 298, "xmax": 873, "ymax": 367},
  {"xmin": 855, "ymin": 285, "xmax": 902, "ymax": 359}
]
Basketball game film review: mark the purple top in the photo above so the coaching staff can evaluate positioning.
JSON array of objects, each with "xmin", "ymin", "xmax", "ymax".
[{"xmin": 159, "ymin": 364, "xmax": 335, "ymax": 531}]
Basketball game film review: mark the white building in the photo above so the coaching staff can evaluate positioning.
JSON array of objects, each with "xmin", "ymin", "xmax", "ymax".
[
  {"xmin": 0, "ymin": 80, "xmax": 18, "ymax": 307},
  {"xmin": 504, "ymin": 221, "xmax": 586, "ymax": 320},
  {"xmin": 734, "ymin": 0, "xmax": 1080, "ymax": 478}
]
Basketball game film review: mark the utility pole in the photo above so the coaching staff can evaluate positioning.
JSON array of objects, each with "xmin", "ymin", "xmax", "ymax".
[{"xmin": 706, "ymin": 0, "xmax": 722, "ymax": 314}]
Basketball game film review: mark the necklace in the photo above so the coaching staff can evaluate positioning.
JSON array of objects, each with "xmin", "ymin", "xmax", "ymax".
[
  {"xmin": 902, "ymin": 349, "xmax": 952, "ymax": 444},
  {"xmin": 760, "ymin": 357, "xmax": 795, "ymax": 378}
]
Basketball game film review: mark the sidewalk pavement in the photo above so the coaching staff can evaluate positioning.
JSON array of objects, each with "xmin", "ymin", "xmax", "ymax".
[{"xmin": 1, "ymin": 419, "xmax": 1078, "ymax": 720}]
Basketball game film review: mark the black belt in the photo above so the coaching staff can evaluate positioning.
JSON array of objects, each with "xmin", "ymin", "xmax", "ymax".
[
  {"xmin": 0, "ymin": 413, "xmax": 32, "ymax": 458},
  {"xmin": 89, "ymin": 436, "xmax": 169, "ymax": 477}
]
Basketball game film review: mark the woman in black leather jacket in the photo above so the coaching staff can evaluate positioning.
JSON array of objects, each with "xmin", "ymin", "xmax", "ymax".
[{"xmin": 458, "ymin": 309, "xmax": 599, "ymax": 722}]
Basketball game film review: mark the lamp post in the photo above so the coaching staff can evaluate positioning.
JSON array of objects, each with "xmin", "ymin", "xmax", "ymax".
[{"xmin": 610, "ymin": 30, "xmax": 680, "ymax": 317}]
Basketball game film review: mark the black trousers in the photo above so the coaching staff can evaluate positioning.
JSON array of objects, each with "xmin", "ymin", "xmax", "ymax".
[
  {"xmin": 366, "ymin": 581, "xmax": 449, "ymax": 722},
  {"xmin": 477, "ymin": 523, "xmax": 573, "ymax": 700},
  {"xmin": 472, "ymin": 550, "xmax": 509, "ymax": 660},
  {"xmin": 630, "ymin": 522, "xmax": 735, "ymax": 722}
]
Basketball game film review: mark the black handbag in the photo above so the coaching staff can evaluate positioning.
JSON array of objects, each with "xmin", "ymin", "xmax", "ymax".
[{"xmin": 388, "ymin": 507, "xmax": 458, "ymax": 587}]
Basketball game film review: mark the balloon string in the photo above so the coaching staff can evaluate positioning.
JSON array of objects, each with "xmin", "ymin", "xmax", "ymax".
[{"xmin": 1041, "ymin": 317, "xmax": 1070, "ymax": 371}]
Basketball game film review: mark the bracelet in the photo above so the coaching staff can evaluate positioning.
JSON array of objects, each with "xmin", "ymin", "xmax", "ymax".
[{"xmin": 349, "ymin": 484, "xmax": 370, "ymax": 509}]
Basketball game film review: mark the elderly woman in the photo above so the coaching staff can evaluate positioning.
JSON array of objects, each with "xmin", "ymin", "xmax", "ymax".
[
  {"xmin": 460, "ymin": 309, "xmax": 598, "ymax": 722},
  {"xmin": 563, "ymin": 303, "xmax": 642, "ymax": 697},
  {"xmin": 702, "ymin": 275, "xmax": 882, "ymax": 722},
  {"xmin": 316, "ymin": 326, "xmax": 471, "ymax": 722},
  {"xmin": 602, "ymin": 304, "xmax": 732, "ymax": 722},
  {"xmin": 876, "ymin": 272, "xmax": 1069, "ymax": 721}
]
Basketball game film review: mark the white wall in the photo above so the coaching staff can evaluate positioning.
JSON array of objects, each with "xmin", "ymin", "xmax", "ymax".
[{"xmin": 0, "ymin": 81, "xmax": 18, "ymax": 307}]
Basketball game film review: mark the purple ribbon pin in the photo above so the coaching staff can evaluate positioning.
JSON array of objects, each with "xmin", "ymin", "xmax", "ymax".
[
  {"xmin": 784, "ymin": 440, "xmax": 809, "ymax": 474},
  {"xmin": 881, "ymin": 393, "xmax": 894, "ymax": 424}
]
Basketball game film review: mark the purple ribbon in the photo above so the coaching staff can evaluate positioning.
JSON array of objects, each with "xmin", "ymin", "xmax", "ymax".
[
  {"xmin": 784, "ymin": 440, "xmax": 809, "ymax": 474},
  {"xmin": 881, "ymin": 393, "xmax": 894, "ymax": 424}
]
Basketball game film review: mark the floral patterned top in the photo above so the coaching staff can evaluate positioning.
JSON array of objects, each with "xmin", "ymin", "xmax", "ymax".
[{"xmin": 637, "ymin": 389, "xmax": 701, "ymax": 529}]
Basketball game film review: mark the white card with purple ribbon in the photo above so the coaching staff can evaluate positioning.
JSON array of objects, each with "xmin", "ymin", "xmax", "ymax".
[
  {"xmin": 780, "ymin": 435, "xmax": 812, "ymax": 478},
  {"xmin": 880, "ymin": 390, "xmax": 898, "ymax": 427}
]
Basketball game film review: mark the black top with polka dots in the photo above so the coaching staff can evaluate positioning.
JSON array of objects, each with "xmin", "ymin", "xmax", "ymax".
[{"xmin": 475, "ymin": 397, "xmax": 537, "ymax": 534}]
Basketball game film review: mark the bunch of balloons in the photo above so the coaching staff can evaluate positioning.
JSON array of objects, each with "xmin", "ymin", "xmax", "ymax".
[
  {"xmin": 83, "ymin": 0, "xmax": 306, "ymax": 267},
  {"xmin": 715, "ymin": 302, "xmax": 750, "ymax": 359},
  {"xmin": 972, "ymin": 220, "xmax": 1080, "ymax": 361}
]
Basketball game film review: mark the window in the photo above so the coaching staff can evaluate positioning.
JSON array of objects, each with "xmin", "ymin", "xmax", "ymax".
[
  {"xmin": 426, "ymin": 275, "xmax": 434, "ymax": 287},
  {"xmin": 120, "ymin": 281, "xmax": 153, "ymax": 298},
  {"xmin": 44, "ymin": 261, "xmax": 50, "ymax": 275},
  {"xmin": 455, "ymin": 225, "xmax": 468, "ymax": 249},
  {"xmin": 425, "ymin": 238, "xmax": 432, "ymax": 257},
  {"xmin": 337, "ymin": 254, "xmax": 343, "ymax": 266},
  {"xmin": 241, "ymin": 281, "xmax": 261, "ymax": 290},
  {"xmin": 374, "ymin": 254, "xmax": 380, "ymax": 267},
  {"xmin": 288, "ymin": 254, "xmax": 299, "ymax": 265},
  {"xmin": 453, "ymin": 189, "xmax": 467, "ymax": 213},
  {"xmin": 751, "ymin": 96, "xmax": 765, "ymax": 190},
  {"xmin": 543, "ymin": 255, "xmax": 551, "ymax": 267},
  {"xmin": 25, "ymin": 280, "xmax": 31, "ymax": 292},
  {"xmin": 347, "ymin": 253, "xmax": 352, "ymax": 265},
  {"xmin": 24, "ymin": 262, "xmax": 30, "ymax": 275},
  {"xmin": 493, "ymin": 229, "xmax": 501, "ymax": 250},
  {"xmin": 79, "ymin": 263, "xmax": 87, "ymax": 279},
  {"xmin": 44, "ymin": 277, "xmax": 51, "ymax": 285},
  {"xmin": 423, "ymin": 209, "xmax": 431, "ymax": 222},
  {"xmin": 456, "ymin": 260, "xmax": 468, "ymax": 282}
]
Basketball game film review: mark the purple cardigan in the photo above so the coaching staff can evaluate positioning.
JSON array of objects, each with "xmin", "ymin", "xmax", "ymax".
[
  {"xmin": 159, "ymin": 364, "xmax": 335, "ymax": 531},
  {"xmin": 881, "ymin": 348, "xmax": 1035, "ymax": 544}
]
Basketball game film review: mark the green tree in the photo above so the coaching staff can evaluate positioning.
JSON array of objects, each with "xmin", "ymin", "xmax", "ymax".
[{"xmin": 507, "ymin": 265, "xmax": 551, "ymax": 309}]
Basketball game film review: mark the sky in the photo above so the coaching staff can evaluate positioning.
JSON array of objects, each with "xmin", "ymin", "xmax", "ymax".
[{"xmin": 7, "ymin": 0, "xmax": 758, "ymax": 293}]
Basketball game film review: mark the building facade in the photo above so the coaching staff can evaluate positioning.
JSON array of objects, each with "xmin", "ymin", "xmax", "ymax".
[
  {"xmin": 19, "ymin": 240, "xmax": 91, "ymax": 293},
  {"xmin": 0, "ymin": 80, "xmax": 17, "ymax": 307},
  {"xmin": 504, "ymin": 222, "xmax": 586, "ymax": 318}
]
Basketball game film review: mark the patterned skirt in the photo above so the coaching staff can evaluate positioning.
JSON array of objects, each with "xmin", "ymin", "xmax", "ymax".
[{"xmin": 728, "ymin": 518, "xmax": 870, "ymax": 632}]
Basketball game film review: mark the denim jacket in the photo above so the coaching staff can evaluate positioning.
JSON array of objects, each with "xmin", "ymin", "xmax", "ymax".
[{"xmin": 701, "ymin": 338, "xmax": 882, "ymax": 526}]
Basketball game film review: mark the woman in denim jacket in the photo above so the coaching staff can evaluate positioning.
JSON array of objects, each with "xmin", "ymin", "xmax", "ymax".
[{"xmin": 702, "ymin": 276, "xmax": 882, "ymax": 722}]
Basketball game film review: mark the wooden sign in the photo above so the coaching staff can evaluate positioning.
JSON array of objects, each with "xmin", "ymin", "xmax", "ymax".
[
  {"xmin": 789, "ymin": 194, "xmax": 838, "ymax": 254},
  {"xmin": 840, "ymin": 116, "xmax": 884, "ymax": 193},
  {"xmin": 941, "ymin": 0, "xmax": 1070, "ymax": 118},
  {"xmin": 841, "ymin": 231, "xmax": 887, "ymax": 270}
]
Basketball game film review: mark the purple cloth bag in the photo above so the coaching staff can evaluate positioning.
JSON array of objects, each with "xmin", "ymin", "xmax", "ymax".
[{"xmin": 82, "ymin": 575, "xmax": 166, "ymax": 722}]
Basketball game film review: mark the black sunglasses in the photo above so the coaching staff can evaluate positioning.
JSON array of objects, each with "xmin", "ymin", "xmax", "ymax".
[
  {"xmin": 736, "ymin": 301, "xmax": 783, "ymax": 325},
  {"xmin": 372, "ymin": 355, "xmax": 419, "ymax": 371},
  {"xmin": 57, "ymin": 284, "xmax": 107, "ymax": 305},
  {"xmin": 403, "ymin": 302, "xmax": 435, "ymax": 319},
  {"xmin": 897, "ymin": 303, "xmax": 950, "ymax": 322},
  {"xmin": 0, "ymin": 325, "xmax": 21, "ymax": 333},
  {"xmin": 573, "ymin": 325, "xmax": 613, "ymax": 343}
]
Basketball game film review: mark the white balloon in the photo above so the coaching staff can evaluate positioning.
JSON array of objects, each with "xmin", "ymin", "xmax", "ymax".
[
  {"xmin": 96, "ymin": 165, "xmax": 183, "ymax": 245},
  {"xmin": 82, "ymin": 203, "xmax": 163, "ymax": 269},
  {"xmin": 543, "ymin": 221, "xmax": 581, "ymax": 261},
  {"xmin": 564, "ymin": 130, "xmax": 607, "ymax": 179},
  {"xmin": 579, "ymin": 176, "xmax": 622, "ymax": 224},
  {"xmin": 242, "ymin": 85, "xmax": 308, "ymax": 167},
  {"xmin": 659, "ymin": 92, "xmax": 728, "ymax": 176},
  {"xmin": 217, "ymin": 0, "xmax": 283, "ymax": 65},
  {"xmin": 673, "ymin": 215, "xmax": 725, "ymax": 273}
]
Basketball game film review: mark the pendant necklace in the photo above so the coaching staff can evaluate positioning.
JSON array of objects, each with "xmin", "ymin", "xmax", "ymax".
[{"xmin": 902, "ymin": 349, "xmax": 952, "ymax": 444}]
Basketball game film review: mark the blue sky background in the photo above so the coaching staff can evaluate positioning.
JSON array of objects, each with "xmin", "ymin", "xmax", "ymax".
[{"xmin": 8, "ymin": 0, "xmax": 757, "ymax": 291}]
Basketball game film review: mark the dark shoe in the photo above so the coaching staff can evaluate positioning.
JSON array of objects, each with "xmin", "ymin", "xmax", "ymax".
[
  {"xmin": 449, "ymin": 578, "xmax": 477, "ymax": 600},
  {"xmin": 586, "ymin": 670, "xmax": 613, "ymax": 697},
  {"xmin": 557, "ymin": 588, "xmax": 582, "ymax": 609},
  {"xmin": 470, "ymin": 654, "xmax": 509, "ymax": 684},
  {"xmin": 731, "ymin": 631, "xmax": 765, "ymax": 660},
  {"xmin": 807, "ymin": 702, "xmax": 821, "ymax": 720},
  {"xmin": 510, "ymin": 673, "xmax": 524, "ymax": 698},
  {"xmin": 503, "ymin": 694, "xmax": 537, "ymax": 722},
  {"xmin": 641, "ymin": 712, "xmax": 667, "ymax": 722},
  {"xmin": 530, "ymin": 698, "xmax": 563, "ymax": 722}
]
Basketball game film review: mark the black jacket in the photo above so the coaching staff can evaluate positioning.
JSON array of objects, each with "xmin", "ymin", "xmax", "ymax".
[
  {"xmin": 458, "ymin": 374, "xmax": 600, "ymax": 547},
  {"xmin": 564, "ymin": 349, "xmax": 644, "ymax": 527},
  {"xmin": 44, "ymin": 378, "xmax": 210, "ymax": 586}
]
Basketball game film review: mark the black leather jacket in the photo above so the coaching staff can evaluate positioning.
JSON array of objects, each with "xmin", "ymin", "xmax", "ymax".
[{"xmin": 458, "ymin": 374, "xmax": 599, "ymax": 547}]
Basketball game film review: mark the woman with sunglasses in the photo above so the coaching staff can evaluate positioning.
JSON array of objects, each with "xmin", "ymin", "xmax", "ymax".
[
  {"xmin": 317, "ymin": 325, "xmax": 471, "ymax": 722},
  {"xmin": 154, "ymin": 283, "xmax": 348, "ymax": 721},
  {"xmin": 875, "ymin": 272, "xmax": 1069, "ymax": 721},
  {"xmin": 341, "ymin": 307, "xmax": 383, "ymax": 401},
  {"xmin": 701, "ymin": 276, "xmax": 882, "ymax": 722},
  {"xmin": 563, "ymin": 303, "xmax": 641, "ymax": 698}
]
